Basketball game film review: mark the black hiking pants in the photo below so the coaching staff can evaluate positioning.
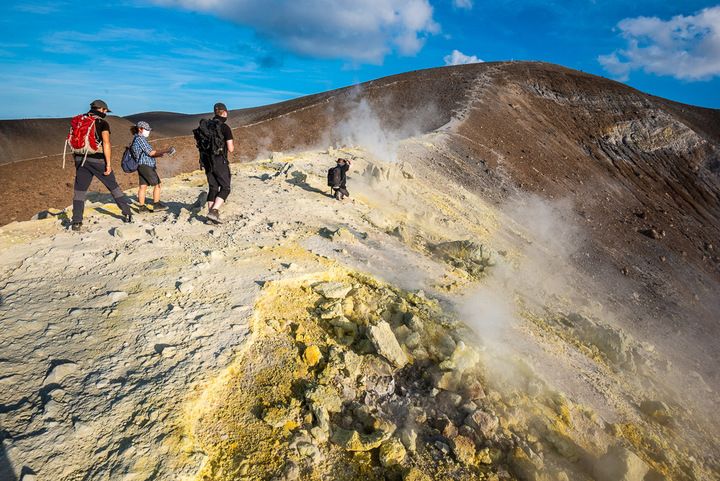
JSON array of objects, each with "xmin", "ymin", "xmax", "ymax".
[
  {"xmin": 72, "ymin": 156, "xmax": 132, "ymax": 224},
  {"xmin": 332, "ymin": 179, "xmax": 349, "ymax": 199},
  {"xmin": 333, "ymin": 187, "xmax": 350, "ymax": 200},
  {"xmin": 203, "ymin": 154, "xmax": 231, "ymax": 203}
]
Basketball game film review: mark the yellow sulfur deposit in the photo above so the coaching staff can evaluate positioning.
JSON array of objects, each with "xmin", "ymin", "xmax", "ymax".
[{"xmin": 304, "ymin": 345, "xmax": 322, "ymax": 366}]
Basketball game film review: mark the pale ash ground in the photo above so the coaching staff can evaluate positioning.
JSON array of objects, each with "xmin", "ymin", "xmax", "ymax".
[{"xmin": 0, "ymin": 145, "xmax": 717, "ymax": 481}]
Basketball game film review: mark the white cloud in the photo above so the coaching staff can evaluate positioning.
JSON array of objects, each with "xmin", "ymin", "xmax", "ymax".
[
  {"xmin": 599, "ymin": 6, "xmax": 720, "ymax": 81},
  {"xmin": 151, "ymin": 0, "xmax": 439, "ymax": 64},
  {"xmin": 443, "ymin": 49, "xmax": 482, "ymax": 65},
  {"xmin": 453, "ymin": 0, "xmax": 473, "ymax": 10}
]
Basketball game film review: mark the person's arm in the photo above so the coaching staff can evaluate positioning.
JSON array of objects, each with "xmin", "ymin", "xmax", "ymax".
[
  {"xmin": 224, "ymin": 124, "xmax": 234, "ymax": 154},
  {"xmin": 102, "ymin": 130, "xmax": 112, "ymax": 175},
  {"xmin": 150, "ymin": 147, "xmax": 172, "ymax": 157},
  {"xmin": 139, "ymin": 137, "xmax": 166, "ymax": 158}
]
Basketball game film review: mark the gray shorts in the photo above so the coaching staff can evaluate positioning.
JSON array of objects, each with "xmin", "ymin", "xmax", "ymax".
[{"xmin": 138, "ymin": 164, "xmax": 160, "ymax": 186}]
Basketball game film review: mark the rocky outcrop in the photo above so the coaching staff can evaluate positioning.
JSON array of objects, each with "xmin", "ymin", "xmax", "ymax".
[
  {"xmin": 367, "ymin": 321, "xmax": 408, "ymax": 368},
  {"xmin": 593, "ymin": 444, "xmax": 650, "ymax": 481},
  {"xmin": 430, "ymin": 240, "xmax": 493, "ymax": 277}
]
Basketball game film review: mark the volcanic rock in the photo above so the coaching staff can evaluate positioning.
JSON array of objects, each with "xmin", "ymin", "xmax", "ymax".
[
  {"xmin": 399, "ymin": 427, "xmax": 418, "ymax": 453},
  {"xmin": 593, "ymin": 444, "xmax": 649, "ymax": 481},
  {"xmin": 319, "ymin": 301, "xmax": 343, "ymax": 319},
  {"xmin": 451, "ymin": 435, "xmax": 476, "ymax": 465},
  {"xmin": 430, "ymin": 240, "xmax": 492, "ymax": 276},
  {"xmin": 465, "ymin": 409, "xmax": 499, "ymax": 438},
  {"xmin": 303, "ymin": 345, "xmax": 322, "ymax": 367},
  {"xmin": 313, "ymin": 282, "xmax": 352, "ymax": 299},
  {"xmin": 367, "ymin": 321, "xmax": 408, "ymax": 368},
  {"xmin": 510, "ymin": 447, "xmax": 548, "ymax": 481},
  {"xmin": 403, "ymin": 467, "xmax": 432, "ymax": 481},
  {"xmin": 43, "ymin": 362, "xmax": 78, "ymax": 386},
  {"xmin": 305, "ymin": 384, "xmax": 343, "ymax": 413},
  {"xmin": 331, "ymin": 427, "xmax": 392, "ymax": 452},
  {"xmin": 107, "ymin": 291, "xmax": 128, "ymax": 303},
  {"xmin": 379, "ymin": 438, "xmax": 407, "ymax": 467},
  {"xmin": 639, "ymin": 400, "xmax": 671, "ymax": 425}
]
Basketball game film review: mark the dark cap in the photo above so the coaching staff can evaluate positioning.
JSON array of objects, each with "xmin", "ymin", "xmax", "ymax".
[
  {"xmin": 214, "ymin": 102, "xmax": 228, "ymax": 113},
  {"xmin": 90, "ymin": 99, "xmax": 111, "ymax": 112}
]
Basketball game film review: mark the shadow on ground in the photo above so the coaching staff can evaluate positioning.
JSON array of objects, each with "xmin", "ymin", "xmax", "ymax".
[{"xmin": 0, "ymin": 441, "xmax": 17, "ymax": 481}]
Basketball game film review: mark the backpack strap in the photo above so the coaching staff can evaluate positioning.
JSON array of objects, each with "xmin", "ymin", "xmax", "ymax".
[
  {"xmin": 86, "ymin": 116, "xmax": 92, "ymax": 166},
  {"xmin": 62, "ymin": 138, "xmax": 68, "ymax": 169},
  {"xmin": 87, "ymin": 112, "xmax": 103, "ymax": 145},
  {"xmin": 128, "ymin": 136, "xmax": 139, "ymax": 161}
]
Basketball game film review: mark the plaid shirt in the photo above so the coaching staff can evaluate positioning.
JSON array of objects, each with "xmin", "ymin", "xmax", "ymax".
[{"xmin": 131, "ymin": 134, "xmax": 155, "ymax": 167}]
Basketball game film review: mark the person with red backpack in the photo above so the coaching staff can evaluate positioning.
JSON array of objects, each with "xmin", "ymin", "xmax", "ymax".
[{"xmin": 66, "ymin": 99, "xmax": 133, "ymax": 231}]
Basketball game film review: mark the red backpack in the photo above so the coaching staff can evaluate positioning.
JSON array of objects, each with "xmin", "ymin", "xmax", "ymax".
[{"xmin": 63, "ymin": 114, "xmax": 104, "ymax": 168}]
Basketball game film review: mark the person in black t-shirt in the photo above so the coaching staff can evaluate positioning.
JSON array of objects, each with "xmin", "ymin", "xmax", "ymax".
[
  {"xmin": 203, "ymin": 102, "xmax": 234, "ymax": 224},
  {"xmin": 70, "ymin": 99, "xmax": 133, "ymax": 231}
]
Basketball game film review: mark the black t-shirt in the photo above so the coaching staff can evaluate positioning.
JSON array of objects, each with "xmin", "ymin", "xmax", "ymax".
[
  {"xmin": 87, "ymin": 112, "xmax": 110, "ymax": 160},
  {"xmin": 214, "ymin": 115, "xmax": 234, "ymax": 142}
]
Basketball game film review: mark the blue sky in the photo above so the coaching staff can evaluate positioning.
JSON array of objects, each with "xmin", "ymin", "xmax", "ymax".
[{"xmin": 0, "ymin": 0, "xmax": 718, "ymax": 119}]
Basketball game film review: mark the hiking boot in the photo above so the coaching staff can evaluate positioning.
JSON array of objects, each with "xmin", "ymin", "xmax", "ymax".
[
  {"xmin": 137, "ymin": 204, "xmax": 150, "ymax": 213},
  {"xmin": 153, "ymin": 201, "xmax": 168, "ymax": 211},
  {"xmin": 123, "ymin": 212, "xmax": 133, "ymax": 223},
  {"xmin": 207, "ymin": 208, "xmax": 222, "ymax": 224},
  {"xmin": 71, "ymin": 222, "xmax": 82, "ymax": 232}
]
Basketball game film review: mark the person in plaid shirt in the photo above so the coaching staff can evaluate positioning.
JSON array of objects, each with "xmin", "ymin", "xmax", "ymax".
[{"xmin": 131, "ymin": 121, "xmax": 174, "ymax": 212}]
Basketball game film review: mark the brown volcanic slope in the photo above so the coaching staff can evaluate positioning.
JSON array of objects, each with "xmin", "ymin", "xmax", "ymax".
[{"xmin": 1, "ymin": 61, "xmax": 719, "ymax": 380}]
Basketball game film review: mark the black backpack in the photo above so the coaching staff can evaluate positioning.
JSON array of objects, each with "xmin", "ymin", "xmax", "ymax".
[
  {"xmin": 327, "ymin": 166, "xmax": 342, "ymax": 188},
  {"xmin": 193, "ymin": 119, "xmax": 225, "ymax": 156}
]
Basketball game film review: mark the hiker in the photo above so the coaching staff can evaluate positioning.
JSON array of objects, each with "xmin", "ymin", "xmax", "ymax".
[
  {"xmin": 328, "ymin": 158, "xmax": 352, "ymax": 200},
  {"xmin": 193, "ymin": 102, "xmax": 234, "ymax": 224},
  {"xmin": 66, "ymin": 99, "xmax": 133, "ymax": 231},
  {"xmin": 130, "ymin": 121, "xmax": 174, "ymax": 212}
]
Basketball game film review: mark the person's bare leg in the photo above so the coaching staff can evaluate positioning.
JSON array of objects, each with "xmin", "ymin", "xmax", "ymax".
[
  {"xmin": 153, "ymin": 184, "xmax": 161, "ymax": 203},
  {"xmin": 138, "ymin": 185, "xmax": 147, "ymax": 205},
  {"xmin": 211, "ymin": 197, "xmax": 225, "ymax": 211}
]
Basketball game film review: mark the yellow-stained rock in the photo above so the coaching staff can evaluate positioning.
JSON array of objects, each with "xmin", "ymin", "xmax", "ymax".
[
  {"xmin": 450, "ymin": 434, "xmax": 476, "ymax": 465},
  {"xmin": 403, "ymin": 467, "xmax": 432, "ymax": 481},
  {"xmin": 304, "ymin": 345, "xmax": 322, "ymax": 367},
  {"xmin": 331, "ymin": 426, "xmax": 391, "ymax": 452},
  {"xmin": 379, "ymin": 438, "xmax": 407, "ymax": 467}
]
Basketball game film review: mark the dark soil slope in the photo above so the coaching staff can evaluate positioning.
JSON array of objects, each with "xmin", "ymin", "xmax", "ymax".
[{"xmin": 0, "ymin": 116, "xmax": 138, "ymax": 165}]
